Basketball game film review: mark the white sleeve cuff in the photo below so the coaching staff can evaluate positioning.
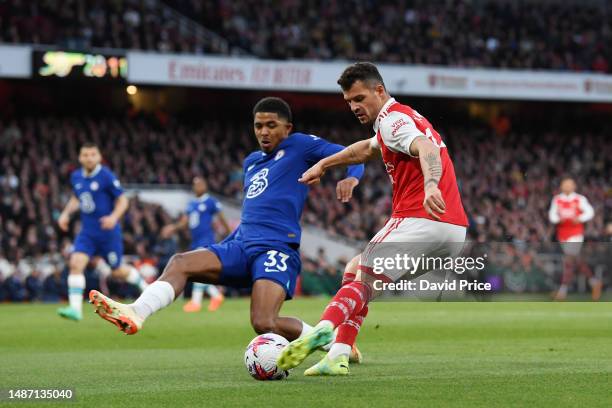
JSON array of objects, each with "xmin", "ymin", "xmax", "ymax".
[{"xmin": 369, "ymin": 136, "xmax": 380, "ymax": 150}]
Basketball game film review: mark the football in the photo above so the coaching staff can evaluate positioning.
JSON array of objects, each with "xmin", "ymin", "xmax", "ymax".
[{"xmin": 244, "ymin": 333, "xmax": 290, "ymax": 380}]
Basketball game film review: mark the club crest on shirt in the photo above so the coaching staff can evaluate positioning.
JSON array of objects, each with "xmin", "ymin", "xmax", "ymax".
[
  {"xmin": 198, "ymin": 203, "xmax": 207, "ymax": 212},
  {"xmin": 275, "ymin": 150, "xmax": 285, "ymax": 161},
  {"xmin": 90, "ymin": 181, "xmax": 99, "ymax": 191}
]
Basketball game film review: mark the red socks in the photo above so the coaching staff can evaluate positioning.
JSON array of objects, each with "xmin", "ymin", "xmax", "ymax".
[
  {"xmin": 336, "ymin": 305, "xmax": 369, "ymax": 346},
  {"xmin": 320, "ymin": 280, "xmax": 370, "ymax": 328}
]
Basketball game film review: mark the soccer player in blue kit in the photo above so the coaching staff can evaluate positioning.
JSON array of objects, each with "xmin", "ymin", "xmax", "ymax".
[
  {"xmin": 89, "ymin": 97, "xmax": 364, "ymax": 342},
  {"xmin": 161, "ymin": 176, "xmax": 230, "ymax": 312},
  {"xmin": 57, "ymin": 143, "xmax": 147, "ymax": 321}
]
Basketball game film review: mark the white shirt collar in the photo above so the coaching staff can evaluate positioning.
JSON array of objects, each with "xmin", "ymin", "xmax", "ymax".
[
  {"xmin": 83, "ymin": 164, "xmax": 101, "ymax": 178},
  {"xmin": 196, "ymin": 193, "xmax": 210, "ymax": 202},
  {"xmin": 373, "ymin": 97, "xmax": 396, "ymax": 133},
  {"xmin": 559, "ymin": 192, "xmax": 577, "ymax": 199}
]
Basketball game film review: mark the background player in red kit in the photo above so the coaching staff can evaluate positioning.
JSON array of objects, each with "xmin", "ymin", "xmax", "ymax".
[
  {"xmin": 548, "ymin": 176, "xmax": 601, "ymax": 301},
  {"xmin": 278, "ymin": 62, "xmax": 468, "ymax": 376}
]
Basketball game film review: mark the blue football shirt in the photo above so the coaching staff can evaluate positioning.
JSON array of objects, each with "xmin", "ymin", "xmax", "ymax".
[
  {"xmin": 70, "ymin": 164, "xmax": 124, "ymax": 236},
  {"xmin": 186, "ymin": 194, "xmax": 222, "ymax": 249},
  {"xmin": 236, "ymin": 132, "xmax": 364, "ymax": 245}
]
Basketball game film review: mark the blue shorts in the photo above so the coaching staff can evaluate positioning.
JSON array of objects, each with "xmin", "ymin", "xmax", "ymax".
[
  {"xmin": 207, "ymin": 240, "xmax": 301, "ymax": 299},
  {"xmin": 73, "ymin": 231, "xmax": 123, "ymax": 269}
]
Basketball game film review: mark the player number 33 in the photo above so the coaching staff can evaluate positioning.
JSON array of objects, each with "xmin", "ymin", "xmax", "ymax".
[{"xmin": 263, "ymin": 250, "xmax": 289, "ymax": 272}]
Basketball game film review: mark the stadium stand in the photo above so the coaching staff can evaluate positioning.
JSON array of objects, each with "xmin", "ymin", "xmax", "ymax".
[
  {"xmin": 0, "ymin": 0, "xmax": 236, "ymax": 54},
  {"xmin": 1, "ymin": 0, "xmax": 611, "ymax": 301},
  {"xmin": 1, "ymin": 113, "xmax": 610, "ymax": 257},
  {"xmin": 1, "ymin": 109, "xmax": 610, "ymax": 300},
  {"xmin": 0, "ymin": 0, "xmax": 609, "ymax": 72}
]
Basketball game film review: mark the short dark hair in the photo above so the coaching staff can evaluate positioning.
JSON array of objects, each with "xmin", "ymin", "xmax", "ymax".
[
  {"xmin": 253, "ymin": 97, "xmax": 292, "ymax": 122},
  {"xmin": 80, "ymin": 142, "xmax": 99, "ymax": 150},
  {"xmin": 337, "ymin": 62, "xmax": 386, "ymax": 91}
]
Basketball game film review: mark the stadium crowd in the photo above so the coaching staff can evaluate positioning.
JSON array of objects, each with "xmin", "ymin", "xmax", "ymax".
[
  {"xmin": 0, "ymin": 0, "xmax": 225, "ymax": 54},
  {"xmin": 0, "ymin": 0, "xmax": 610, "ymax": 72},
  {"xmin": 1, "ymin": 113, "xmax": 611, "ymax": 301}
]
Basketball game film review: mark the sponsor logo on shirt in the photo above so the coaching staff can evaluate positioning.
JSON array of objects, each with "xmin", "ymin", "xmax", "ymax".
[
  {"xmin": 246, "ymin": 168, "xmax": 269, "ymax": 199},
  {"xmin": 391, "ymin": 118, "xmax": 408, "ymax": 137}
]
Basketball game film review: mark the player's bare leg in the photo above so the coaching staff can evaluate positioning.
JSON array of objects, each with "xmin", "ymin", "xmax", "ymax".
[
  {"xmin": 90, "ymin": 249, "xmax": 222, "ymax": 334},
  {"xmin": 111, "ymin": 264, "xmax": 148, "ymax": 292},
  {"xmin": 250, "ymin": 279, "xmax": 305, "ymax": 340},
  {"xmin": 57, "ymin": 252, "xmax": 89, "ymax": 321},
  {"xmin": 554, "ymin": 255, "xmax": 576, "ymax": 301},
  {"xmin": 575, "ymin": 257, "xmax": 602, "ymax": 301}
]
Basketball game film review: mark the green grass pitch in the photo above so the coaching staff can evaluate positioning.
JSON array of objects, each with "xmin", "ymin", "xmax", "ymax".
[{"xmin": 0, "ymin": 299, "xmax": 611, "ymax": 407}]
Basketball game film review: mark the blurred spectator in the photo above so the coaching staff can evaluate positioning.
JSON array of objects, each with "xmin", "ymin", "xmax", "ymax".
[
  {"xmin": 25, "ymin": 268, "xmax": 42, "ymax": 301},
  {"xmin": 0, "ymin": 0, "xmax": 223, "ymax": 54},
  {"xmin": 42, "ymin": 265, "xmax": 66, "ymax": 302},
  {"xmin": 3, "ymin": 271, "xmax": 26, "ymax": 301},
  {"xmin": 1, "ymin": 0, "xmax": 610, "ymax": 72},
  {"xmin": 173, "ymin": 0, "xmax": 612, "ymax": 72},
  {"xmin": 300, "ymin": 251, "xmax": 343, "ymax": 296},
  {"xmin": 0, "ymin": 111, "xmax": 610, "ymax": 301},
  {"xmin": 1, "ymin": 114, "xmax": 610, "ymax": 260}
]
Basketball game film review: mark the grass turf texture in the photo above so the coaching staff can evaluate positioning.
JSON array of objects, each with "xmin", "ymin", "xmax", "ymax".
[{"xmin": 0, "ymin": 300, "xmax": 611, "ymax": 408}]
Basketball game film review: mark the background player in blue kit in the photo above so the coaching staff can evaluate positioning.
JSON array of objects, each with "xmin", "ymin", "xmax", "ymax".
[
  {"xmin": 161, "ymin": 176, "xmax": 230, "ymax": 312},
  {"xmin": 57, "ymin": 143, "xmax": 147, "ymax": 321},
  {"xmin": 89, "ymin": 97, "xmax": 364, "ymax": 340}
]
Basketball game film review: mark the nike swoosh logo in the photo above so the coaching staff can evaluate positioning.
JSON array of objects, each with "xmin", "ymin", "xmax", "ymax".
[{"xmin": 264, "ymin": 268, "xmax": 280, "ymax": 273}]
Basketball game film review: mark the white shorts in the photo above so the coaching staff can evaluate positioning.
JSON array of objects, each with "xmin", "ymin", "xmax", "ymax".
[
  {"xmin": 360, "ymin": 217, "xmax": 467, "ymax": 283},
  {"xmin": 560, "ymin": 235, "xmax": 584, "ymax": 256}
]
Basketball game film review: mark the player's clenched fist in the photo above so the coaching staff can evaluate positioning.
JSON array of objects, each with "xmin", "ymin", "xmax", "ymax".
[
  {"xmin": 299, "ymin": 162, "xmax": 326, "ymax": 185},
  {"xmin": 423, "ymin": 184, "xmax": 446, "ymax": 220}
]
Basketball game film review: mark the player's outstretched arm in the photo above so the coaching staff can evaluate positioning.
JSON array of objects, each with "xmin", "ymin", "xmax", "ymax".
[
  {"xmin": 215, "ymin": 212, "xmax": 232, "ymax": 237},
  {"xmin": 100, "ymin": 194, "xmax": 129, "ymax": 230},
  {"xmin": 577, "ymin": 196, "xmax": 594, "ymax": 223},
  {"xmin": 410, "ymin": 136, "xmax": 446, "ymax": 220},
  {"xmin": 548, "ymin": 199, "xmax": 560, "ymax": 224},
  {"xmin": 299, "ymin": 139, "xmax": 376, "ymax": 185},
  {"xmin": 58, "ymin": 195, "xmax": 80, "ymax": 232}
]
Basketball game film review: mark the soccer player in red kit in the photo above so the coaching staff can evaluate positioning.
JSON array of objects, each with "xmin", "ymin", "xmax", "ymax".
[
  {"xmin": 548, "ymin": 176, "xmax": 601, "ymax": 300},
  {"xmin": 278, "ymin": 62, "xmax": 468, "ymax": 375}
]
